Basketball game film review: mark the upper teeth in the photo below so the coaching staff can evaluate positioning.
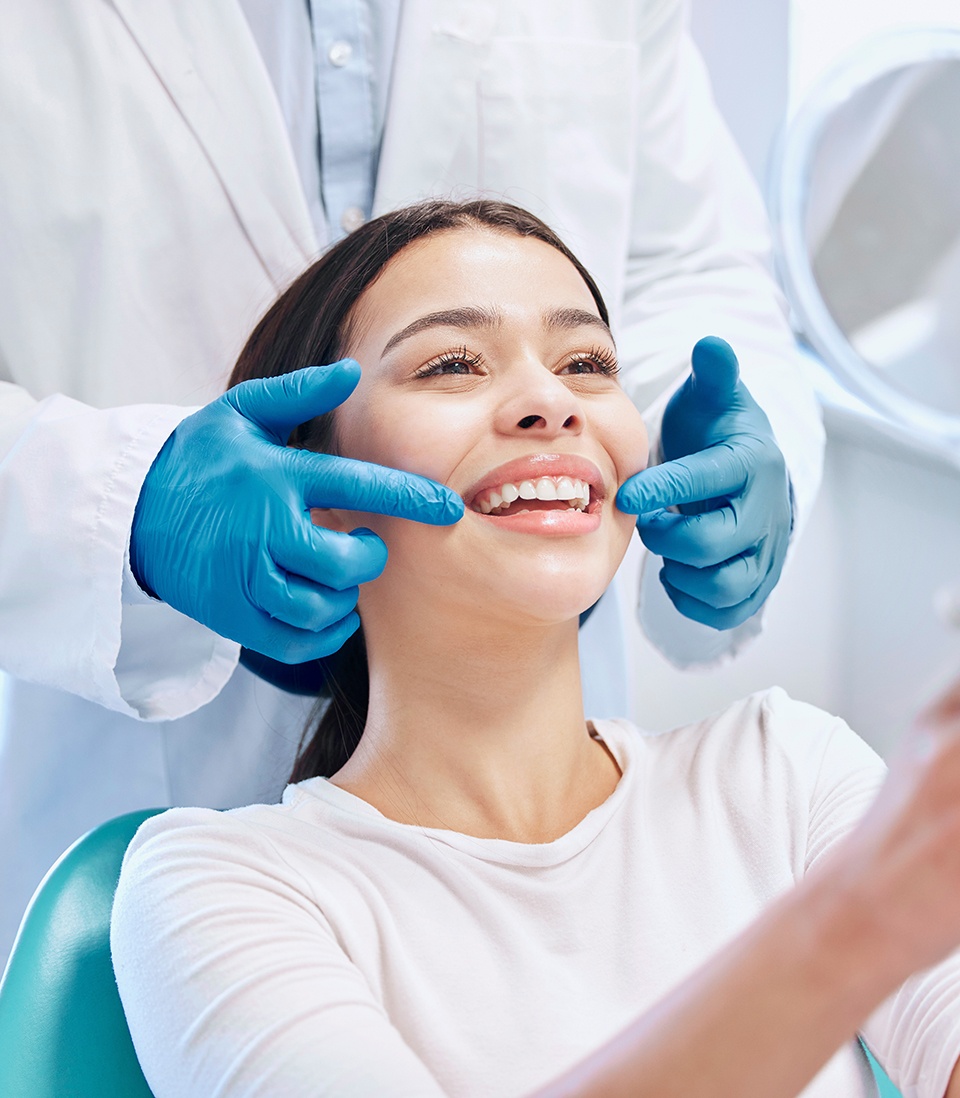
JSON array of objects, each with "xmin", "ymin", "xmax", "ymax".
[{"xmin": 476, "ymin": 476, "xmax": 591, "ymax": 515}]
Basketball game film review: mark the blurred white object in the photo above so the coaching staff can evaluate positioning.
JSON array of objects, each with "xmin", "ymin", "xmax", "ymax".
[
  {"xmin": 770, "ymin": 27, "xmax": 960, "ymax": 450},
  {"xmin": 771, "ymin": 27, "xmax": 960, "ymax": 670},
  {"xmin": 934, "ymin": 584, "xmax": 960, "ymax": 630},
  {"xmin": 791, "ymin": 0, "xmax": 960, "ymax": 110}
]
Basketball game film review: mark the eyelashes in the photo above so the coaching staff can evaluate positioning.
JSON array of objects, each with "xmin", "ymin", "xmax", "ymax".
[
  {"xmin": 413, "ymin": 346, "xmax": 483, "ymax": 378},
  {"xmin": 413, "ymin": 344, "xmax": 620, "ymax": 379},
  {"xmin": 564, "ymin": 345, "xmax": 620, "ymax": 376}
]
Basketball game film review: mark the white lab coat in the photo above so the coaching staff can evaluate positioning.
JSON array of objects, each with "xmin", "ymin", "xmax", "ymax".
[{"xmin": 0, "ymin": 0, "xmax": 823, "ymax": 960}]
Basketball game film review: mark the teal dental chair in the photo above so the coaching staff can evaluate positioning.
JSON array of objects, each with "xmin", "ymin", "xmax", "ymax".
[{"xmin": 0, "ymin": 809, "xmax": 164, "ymax": 1098}]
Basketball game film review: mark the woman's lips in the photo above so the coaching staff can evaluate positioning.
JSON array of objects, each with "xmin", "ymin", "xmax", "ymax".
[
  {"xmin": 478, "ymin": 505, "xmax": 602, "ymax": 536},
  {"xmin": 464, "ymin": 454, "xmax": 606, "ymax": 535}
]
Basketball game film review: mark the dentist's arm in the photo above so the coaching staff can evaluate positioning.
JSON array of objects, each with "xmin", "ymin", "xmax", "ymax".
[
  {"xmin": 130, "ymin": 359, "xmax": 463, "ymax": 664},
  {"xmin": 617, "ymin": 338, "xmax": 791, "ymax": 630}
]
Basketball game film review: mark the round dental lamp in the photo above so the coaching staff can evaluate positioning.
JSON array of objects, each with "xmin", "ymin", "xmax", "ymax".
[
  {"xmin": 770, "ymin": 29, "xmax": 960, "ymax": 631},
  {"xmin": 770, "ymin": 28, "xmax": 960, "ymax": 449}
]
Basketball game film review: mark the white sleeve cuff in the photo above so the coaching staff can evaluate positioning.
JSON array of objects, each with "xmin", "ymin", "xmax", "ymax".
[
  {"xmin": 111, "ymin": 410, "xmax": 241, "ymax": 720},
  {"xmin": 636, "ymin": 552, "xmax": 765, "ymax": 670}
]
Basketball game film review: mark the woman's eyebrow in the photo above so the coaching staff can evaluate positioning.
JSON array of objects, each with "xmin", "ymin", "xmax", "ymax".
[
  {"xmin": 381, "ymin": 306, "xmax": 502, "ymax": 355},
  {"xmin": 543, "ymin": 307, "xmax": 612, "ymax": 339},
  {"xmin": 380, "ymin": 304, "xmax": 612, "ymax": 357}
]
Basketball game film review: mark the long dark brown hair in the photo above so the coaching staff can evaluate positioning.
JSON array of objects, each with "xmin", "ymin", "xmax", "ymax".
[{"xmin": 228, "ymin": 199, "xmax": 609, "ymax": 782}]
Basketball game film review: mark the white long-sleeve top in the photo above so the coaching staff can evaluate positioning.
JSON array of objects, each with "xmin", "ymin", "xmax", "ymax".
[{"xmin": 112, "ymin": 690, "xmax": 960, "ymax": 1098}]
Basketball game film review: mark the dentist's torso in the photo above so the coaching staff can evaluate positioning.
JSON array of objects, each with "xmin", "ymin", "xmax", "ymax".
[{"xmin": 0, "ymin": 0, "xmax": 643, "ymax": 960}]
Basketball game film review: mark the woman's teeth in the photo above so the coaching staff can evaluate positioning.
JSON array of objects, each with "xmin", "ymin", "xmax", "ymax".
[{"xmin": 475, "ymin": 476, "xmax": 591, "ymax": 515}]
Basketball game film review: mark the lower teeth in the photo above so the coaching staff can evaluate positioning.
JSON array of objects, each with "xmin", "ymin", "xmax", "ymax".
[{"xmin": 496, "ymin": 505, "xmax": 583, "ymax": 515}]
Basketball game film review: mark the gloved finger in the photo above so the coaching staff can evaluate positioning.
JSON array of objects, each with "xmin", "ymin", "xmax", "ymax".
[
  {"xmin": 659, "ymin": 572, "xmax": 772, "ymax": 631},
  {"xmin": 250, "ymin": 564, "xmax": 360, "ymax": 632},
  {"xmin": 688, "ymin": 336, "xmax": 740, "ymax": 406},
  {"xmin": 297, "ymin": 451, "xmax": 464, "ymax": 526},
  {"xmin": 225, "ymin": 361, "xmax": 361, "ymax": 441},
  {"xmin": 636, "ymin": 504, "xmax": 762, "ymax": 569},
  {"xmin": 244, "ymin": 609, "xmax": 362, "ymax": 665},
  {"xmin": 659, "ymin": 551, "xmax": 765, "ymax": 611},
  {"xmin": 615, "ymin": 446, "xmax": 749, "ymax": 516},
  {"xmin": 273, "ymin": 523, "xmax": 389, "ymax": 591}
]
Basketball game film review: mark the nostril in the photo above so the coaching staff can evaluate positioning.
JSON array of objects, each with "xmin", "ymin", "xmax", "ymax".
[
  {"xmin": 562, "ymin": 416, "xmax": 576, "ymax": 429},
  {"xmin": 517, "ymin": 415, "xmax": 544, "ymax": 429}
]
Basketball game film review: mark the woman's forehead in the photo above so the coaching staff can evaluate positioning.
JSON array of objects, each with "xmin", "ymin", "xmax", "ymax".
[{"xmin": 348, "ymin": 227, "xmax": 604, "ymax": 351}]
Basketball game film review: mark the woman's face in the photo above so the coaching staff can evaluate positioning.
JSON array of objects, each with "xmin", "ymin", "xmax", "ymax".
[{"xmin": 320, "ymin": 226, "xmax": 648, "ymax": 627}]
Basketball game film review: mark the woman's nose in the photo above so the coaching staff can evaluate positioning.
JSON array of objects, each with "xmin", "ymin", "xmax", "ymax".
[{"xmin": 496, "ymin": 370, "xmax": 583, "ymax": 437}]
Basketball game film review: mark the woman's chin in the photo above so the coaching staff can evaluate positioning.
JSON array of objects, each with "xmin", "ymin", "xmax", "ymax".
[
  {"xmin": 469, "ymin": 574, "xmax": 613, "ymax": 628},
  {"xmin": 367, "ymin": 529, "xmax": 625, "ymax": 630}
]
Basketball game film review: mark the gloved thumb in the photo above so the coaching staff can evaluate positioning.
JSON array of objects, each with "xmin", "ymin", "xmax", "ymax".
[
  {"xmin": 688, "ymin": 337, "xmax": 740, "ymax": 406},
  {"xmin": 225, "ymin": 360, "xmax": 362, "ymax": 441}
]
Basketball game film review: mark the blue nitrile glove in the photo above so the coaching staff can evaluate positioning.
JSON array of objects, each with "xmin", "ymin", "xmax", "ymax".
[
  {"xmin": 616, "ymin": 337, "xmax": 792, "ymax": 631},
  {"xmin": 131, "ymin": 360, "xmax": 463, "ymax": 662}
]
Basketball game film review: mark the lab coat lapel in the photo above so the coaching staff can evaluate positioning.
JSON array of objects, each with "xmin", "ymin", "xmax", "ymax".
[
  {"xmin": 111, "ymin": 0, "xmax": 317, "ymax": 288},
  {"xmin": 375, "ymin": 0, "xmax": 498, "ymax": 212}
]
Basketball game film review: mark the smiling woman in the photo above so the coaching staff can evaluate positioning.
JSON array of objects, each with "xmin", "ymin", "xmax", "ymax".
[
  {"xmin": 228, "ymin": 200, "xmax": 647, "ymax": 786},
  {"xmin": 111, "ymin": 200, "xmax": 960, "ymax": 1098}
]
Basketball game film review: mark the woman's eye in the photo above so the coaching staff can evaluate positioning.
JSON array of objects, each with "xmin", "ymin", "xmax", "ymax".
[
  {"xmin": 415, "ymin": 347, "xmax": 484, "ymax": 378},
  {"xmin": 565, "ymin": 359, "xmax": 600, "ymax": 375},
  {"xmin": 561, "ymin": 349, "xmax": 619, "ymax": 376},
  {"xmin": 430, "ymin": 360, "xmax": 474, "ymax": 375}
]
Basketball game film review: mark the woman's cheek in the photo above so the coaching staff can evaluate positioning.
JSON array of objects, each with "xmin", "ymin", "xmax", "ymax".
[
  {"xmin": 337, "ymin": 397, "xmax": 460, "ymax": 483},
  {"xmin": 607, "ymin": 399, "xmax": 649, "ymax": 484}
]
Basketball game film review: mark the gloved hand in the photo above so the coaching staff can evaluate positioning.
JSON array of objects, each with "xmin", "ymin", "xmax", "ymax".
[
  {"xmin": 616, "ymin": 337, "xmax": 792, "ymax": 631},
  {"xmin": 131, "ymin": 359, "xmax": 463, "ymax": 662}
]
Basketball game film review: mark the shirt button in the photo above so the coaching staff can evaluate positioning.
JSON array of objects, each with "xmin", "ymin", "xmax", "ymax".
[
  {"xmin": 340, "ymin": 206, "xmax": 366, "ymax": 233},
  {"xmin": 328, "ymin": 40, "xmax": 353, "ymax": 67}
]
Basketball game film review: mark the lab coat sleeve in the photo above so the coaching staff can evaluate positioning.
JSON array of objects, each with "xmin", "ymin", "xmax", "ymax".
[
  {"xmin": 0, "ymin": 379, "xmax": 239, "ymax": 720},
  {"xmin": 618, "ymin": 0, "xmax": 825, "ymax": 668}
]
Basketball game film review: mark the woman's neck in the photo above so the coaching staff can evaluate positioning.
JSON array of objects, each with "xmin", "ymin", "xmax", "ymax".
[{"xmin": 330, "ymin": 608, "xmax": 621, "ymax": 843}]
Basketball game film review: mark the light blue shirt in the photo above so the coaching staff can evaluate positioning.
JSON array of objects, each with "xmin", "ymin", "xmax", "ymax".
[{"xmin": 239, "ymin": 0, "xmax": 401, "ymax": 246}]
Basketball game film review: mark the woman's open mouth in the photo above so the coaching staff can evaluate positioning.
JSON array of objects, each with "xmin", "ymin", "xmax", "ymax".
[
  {"xmin": 466, "ymin": 456, "xmax": 604, "ymax": 534},
  {"xmin": 473, "ymin": 475, "xmax": 593, "ymax": 516}
]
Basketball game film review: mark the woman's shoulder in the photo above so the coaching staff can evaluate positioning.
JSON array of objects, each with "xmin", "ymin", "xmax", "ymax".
[
  {"xmin": 597, "ymin": 690, "xmax": 887, "ymax": 878},
  {"xmin": 115, "ymin": 790, "xmax": 341, "ymax": 901},
  {"xmin": 597, "ymin": 687, "xmax": 884, "ymax": 795},
  {"xmin": 122, "ymin": 802, "xmax": 271, "ymax": 854},
  {"xmin": 115, "ymin": 804, "xmax": 294, "ymax": 903},
  {"xmin": 727, "ymin": 687, "xmax": 883, "ymax": 780},
  {"xmin": 115, "ymin": 777, "xmax": 408, "ymax": 907}
]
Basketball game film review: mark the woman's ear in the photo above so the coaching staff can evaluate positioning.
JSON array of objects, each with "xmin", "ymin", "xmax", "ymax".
[{"xmin": 310, "ymin": 508, "xmax": 353, "ymax": 534}]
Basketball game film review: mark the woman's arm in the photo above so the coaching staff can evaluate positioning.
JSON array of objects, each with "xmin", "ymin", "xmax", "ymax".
[
  {"xmin": 535, "ymin": 680, "xmax": 960, "ymax": 1098},
  {"xmin": 112, "ymin": 808, "xmax": 449, "ymax": 1098}
]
